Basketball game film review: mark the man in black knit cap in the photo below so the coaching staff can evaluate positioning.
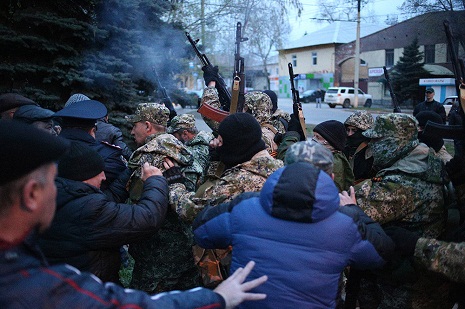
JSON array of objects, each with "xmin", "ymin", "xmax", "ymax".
[
  {"xmin": 38, "ymin": 142, "xmax": 169, "ymax": 284},
  {"xmin": 312, "ymin": 120, "xmax": 354, "ymax": 191},
  {"xmin": 165, "ymin": 112, "xmax": 283, "ymax": 287}
]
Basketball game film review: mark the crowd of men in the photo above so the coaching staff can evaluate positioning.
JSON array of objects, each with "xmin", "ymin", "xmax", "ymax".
[{"xmin": 1, "ymin": 75, "xmax": 465, "ymax": 309}]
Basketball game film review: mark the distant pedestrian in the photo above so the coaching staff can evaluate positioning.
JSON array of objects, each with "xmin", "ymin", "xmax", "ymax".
[
  {"xmin": 315, "ymin": 88, "xmax": 323, "ymax": 108},
  {"xmin": 413, "ymin": 87, "xmax": 446, "ymax": 123}
]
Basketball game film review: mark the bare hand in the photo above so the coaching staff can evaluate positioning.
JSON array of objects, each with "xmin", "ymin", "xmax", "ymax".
[
  {"xmin": 141, "ymin": 162, "xmax": 162, "ymax": 181},
  {"xmin": 339, "ymin": 186, "xmax": 357, "ymax": 206},
  {"xmin": 214, "ymin": 261, "xmax": 267, "ymax": 309},
  {"xmin": 209, "ymin": 136, "xmax": 223, "ymax": 149},
  {"xmin": 163, "ymin": 157, "xmax": 176, "ymax": 170}
]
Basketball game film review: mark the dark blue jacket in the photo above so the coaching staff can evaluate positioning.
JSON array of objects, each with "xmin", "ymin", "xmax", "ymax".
[
  {"xmin": 59, "ymin": 128, "xmax": 128, "ymax": 190},
  {"xmin": 193, "ymin": 162, "xmax": 394, "ymax": 309},
  {"xmin": 0, "ymin": 233, "xmax": 225, "ymax": 309},
  {"xmin": 39, "ymin": 175, "xmax": 168, "ymax": 283}
]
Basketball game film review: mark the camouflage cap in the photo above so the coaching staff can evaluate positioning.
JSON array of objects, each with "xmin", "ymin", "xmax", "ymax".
[
  {"xmin": 125, "ymin": 103, "xmax": 170, "ymax": 126},
  {"xmin": 284, "ymin": 140, "xmax": 334, "ymax": 174},
  {"xmin": 344, "ymin": 110, "xmax": 374, "ymax": 131},
  {"xmin": 363, "ymin": 113, "xmax": 418, "ymax": 140},
  {"xmin": 244, "ymin": 91, "xmax": 272, "ymax": 123},
  {"xmin": 167, "ymin": 113, "xmax": 196, "ymax": 133}
]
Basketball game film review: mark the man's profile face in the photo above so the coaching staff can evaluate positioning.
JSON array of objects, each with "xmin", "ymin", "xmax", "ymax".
[{"xmin": 131, "ymin": 121, "xmax": 149, "ymax": 146}]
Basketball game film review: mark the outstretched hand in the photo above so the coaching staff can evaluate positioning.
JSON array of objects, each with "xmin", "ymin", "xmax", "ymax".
[
  {"xmin": 213, "ymin": 261, "xmax": 267, "ymax": 309},
  {"xmin": 339, "ymin": 186, "xmax": 357, "ymax": 206}
]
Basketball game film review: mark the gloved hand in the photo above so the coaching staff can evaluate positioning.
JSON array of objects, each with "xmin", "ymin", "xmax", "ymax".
[
  {"xmin": 209, "ymin": 145, "xmax": 220, "ymax": 162},
  {"xmin": 445, "ymin": 155, "xmax": 465, "ymax": 186},
  {"xmin": 202, "ymin": 65, "xmax": 219, "ymax": 86},
  {"xmin": 384, "ymin": 226, "xmax": 420, "ymax": 257},
  {"xmin": 162, "ymin": 166, "xmax": 185, "ymax": 185},
  {"xmin": 287, "ymin": 113, "xmax": 306, "ymax": 141}
]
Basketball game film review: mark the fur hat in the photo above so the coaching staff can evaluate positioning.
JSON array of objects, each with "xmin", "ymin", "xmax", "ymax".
[{"xmin": 313, "ymin": 120, "xmax": 346, "ymax": 151}]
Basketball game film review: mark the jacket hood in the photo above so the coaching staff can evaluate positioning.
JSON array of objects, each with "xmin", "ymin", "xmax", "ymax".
[
  {"xmin": 260, "ymin": 162, "xmax": 340, "ymax": 223},
  {"xmin": 377, "ymin": 143, "xmax": 445, "ymax": 184}
]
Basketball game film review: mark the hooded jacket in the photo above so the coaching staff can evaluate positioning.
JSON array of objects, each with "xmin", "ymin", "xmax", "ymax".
[{"xmin": 193, "ymin": 162, "xmax": 393, "ymax": 309}]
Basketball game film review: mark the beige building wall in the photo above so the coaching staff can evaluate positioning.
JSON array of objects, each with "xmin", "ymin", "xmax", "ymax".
[{"xmin": 278, "ymin": 46, "xmax": 336, "ymax": 75}]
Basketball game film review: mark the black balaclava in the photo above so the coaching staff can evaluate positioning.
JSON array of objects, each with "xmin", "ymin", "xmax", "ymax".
[{"xmin": 217, "ymin": 113, "xmax": 266, "ymax": 170}]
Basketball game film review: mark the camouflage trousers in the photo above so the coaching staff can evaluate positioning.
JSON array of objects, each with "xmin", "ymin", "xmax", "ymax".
[{"xmin": 129, "ymin": 216, "xmax": 200, "ymax": 294}]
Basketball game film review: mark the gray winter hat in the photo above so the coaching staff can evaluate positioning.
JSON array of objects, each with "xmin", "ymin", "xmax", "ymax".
[{"xmin": 284, "ymin": 140, "xmax": 334, "ymax": 174}]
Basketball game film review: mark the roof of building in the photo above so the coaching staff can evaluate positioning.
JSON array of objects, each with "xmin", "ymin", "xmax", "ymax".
[{"xmin": 282, "ymin": 21, "xmax": 386, "ymax": 50}]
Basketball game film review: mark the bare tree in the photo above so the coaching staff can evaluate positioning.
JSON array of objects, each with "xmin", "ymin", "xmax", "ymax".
[{"xmin": 399, "ymin": 0, "xmax": 465, "ymax": 16}]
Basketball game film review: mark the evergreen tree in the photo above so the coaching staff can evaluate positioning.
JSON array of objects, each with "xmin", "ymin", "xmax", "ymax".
[
  {"xmin": 390, "ymin": 37, "xmax": 431, "ymax": 107},
  {"xmin": 0, "ymin": 0, "xmax": 189, "ymax": 111}
]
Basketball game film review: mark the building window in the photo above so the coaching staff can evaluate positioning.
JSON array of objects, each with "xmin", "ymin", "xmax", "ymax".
[
  {"xmin": 292, "ymin": 55, "xmax": 297, "ymax": 67},
  {"xmin": 275, "ymin": 68, "xmax": 278, "ymax": 75},
  {"xmin": 385, "ymin": 49, "xmax": 394, "ymax": 67},
  {"xmin": 312, "ymin": 52, "xmax": 317, "ymax": 65},
  {"xmin": 424, "ymin": 45, "xmax": 435, "ymax": 64}
]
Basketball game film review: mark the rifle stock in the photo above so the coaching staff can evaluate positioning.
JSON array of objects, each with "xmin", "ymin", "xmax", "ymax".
[
  {"xmin": 383, "ymin": 66, "xmax": 401, "ymax": 113},
  {"xmin": 185, "ymin": 32, "xmax": 231, "ymax": 111},
  {"xmin": 230, "ymin": 22, "xmax": 248, "ymax": 114},
  {"xmin": 288, "ymin": 63, "xmax": 307, "ymax": 139}
]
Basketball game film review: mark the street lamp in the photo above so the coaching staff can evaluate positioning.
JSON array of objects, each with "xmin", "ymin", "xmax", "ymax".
[{"xmin": 354, "ymin": 0, "xmax": 361, "ymax": 108}]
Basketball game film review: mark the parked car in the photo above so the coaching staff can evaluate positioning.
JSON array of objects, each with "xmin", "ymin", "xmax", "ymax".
[
  {"xmin": 324, "ymin": 87, "xmax": 372, "ymax": 108},
  {"xmin": 441, "ymin": 95, "xmax": 458, "ymax": 120},
  {"xmin": 299, "ymin": 89, "xmax": 326, "ymax": 103}
]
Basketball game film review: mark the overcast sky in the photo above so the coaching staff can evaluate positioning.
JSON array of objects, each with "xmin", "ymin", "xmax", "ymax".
[{"xmin": 289, "ymin": 0, "xmax": 407, "ymax": 41}]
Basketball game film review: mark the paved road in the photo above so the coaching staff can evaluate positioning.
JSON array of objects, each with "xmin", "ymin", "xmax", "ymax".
[{"xmin": 176, "ymin": 98, "xmax": 409, "ymax": 133}]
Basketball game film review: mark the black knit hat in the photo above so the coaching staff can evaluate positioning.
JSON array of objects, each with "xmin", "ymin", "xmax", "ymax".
[
  {"xmin": 263, "ymin": 90, "xmax": 278, "ymax": 113},
  {"xmin": 58, "ymin": 142, "xmax": 105, "ymax": 181},
  {"xmin": 0, "ymin": 120, "xmax": 69, "ymax": 185},
  {"xmin": 217, "ymin": 113, "xmax": 266, "ymax": 169},
  {"xmin": 313, "ymin": 120, "xmax": 346, "ymax": 151},
  {"xmin": 0, "ymin": 93, "xmax": 37, "ymax": 114},
  {"xmin": 415, "ymin": 110, "xmax": 444, "ymax": 127}
]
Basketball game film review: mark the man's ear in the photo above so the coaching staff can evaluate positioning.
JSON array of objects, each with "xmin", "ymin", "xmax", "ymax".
[
  {"xmin": 20, "ymin": 179, "xmax": 41, "ymax": 213},
  {"xmin": 330, "ymin": 173, "xmax": 335, "ymax": 180},
  {"xmin": 145, "ymin": 121, "xmax": 152, "ymax": 131}
]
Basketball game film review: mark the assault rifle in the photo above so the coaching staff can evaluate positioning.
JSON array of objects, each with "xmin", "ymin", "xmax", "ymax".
[
  {"xmin": 230, "ymin": 22, "xmax": 248, "ymax": 114},
  {"xmin": 423, "ymin": 20, "xmax": 465, "ymax": 140},
  {"xmin": 383, "ymin": 66, "xmax": 402, "ymax": 113},
  {"xmin": 288, "ymin": 63, "xmax": 307, "ymax": 139},
  {"xmin": 152, "ymin": 68, "xmax": 177, "ymax": 120},
  {"xmin": 185, "ymin": 32, "xmax": 231, "ymax": 111}
]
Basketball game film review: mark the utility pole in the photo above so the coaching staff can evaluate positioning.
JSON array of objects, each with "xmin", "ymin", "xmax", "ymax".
[{"xmin": 354, "ymin": 0, "xmax": 361, "ymax": 107}]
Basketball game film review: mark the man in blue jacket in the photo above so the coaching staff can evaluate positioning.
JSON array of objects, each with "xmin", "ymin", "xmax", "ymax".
[
  {"xmin": 0, "ymin": 120, "xmax": 267, "ymax": 309},
  {"xmin": 193, "ymin": 140, "xmax": 394, "ymax": 309}
]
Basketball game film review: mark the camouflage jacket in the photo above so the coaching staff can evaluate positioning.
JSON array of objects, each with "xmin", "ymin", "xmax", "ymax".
[
  {"xmin": 414, "ymin": 182, "xmax": 465, "ymax": 283},
  {"xmin": 271, "ymin": 109, "xmax": 290, "ymax": 134},
  {"xmin": 200, "ymin": 86, "xmax": 221, "ymax": 133},
  {"xmin": 183, "ymin": 130, "xmax": 214, "ymax": 192},
  {"xmin": 126, "ymin": 132, "xmax": 199, "ymax": 293},
  {"xmin": 169, "ymin": 150, "xmax": 283, "ymax": 222},
  {"xmin": 356, "ymin": 143, "xmax": 446, "ymax": 237},
  {"xmin": 333, "ymin": 151, "xmax": 355, "ymax": 192},
  {"xmin": 127, "ymin": 132, "xmax": 193, "ymax": 202},
  {"xmin": 200, "ymin": 87, "xmax": 280, "ymax": 155}
]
